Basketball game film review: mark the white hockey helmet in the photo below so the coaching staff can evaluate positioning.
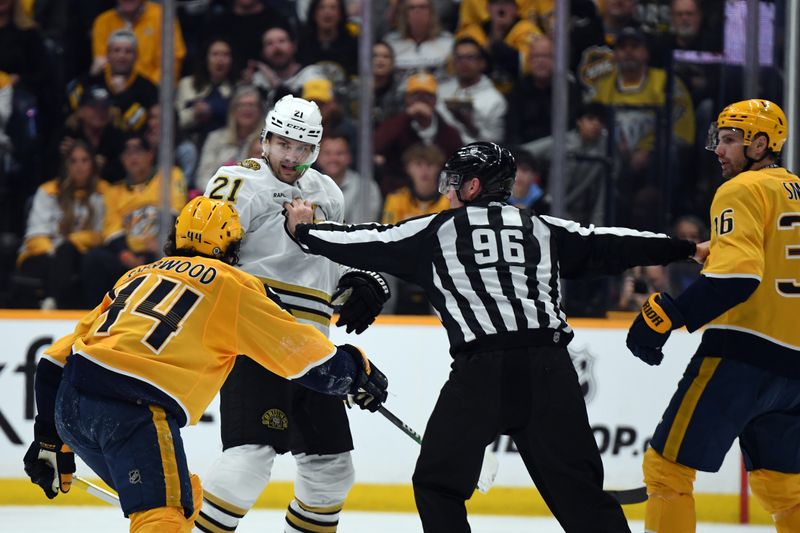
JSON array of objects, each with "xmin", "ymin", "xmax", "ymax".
[{"xmin": 262, "ymin": 95, "xmax": 323, "ymax": 171}]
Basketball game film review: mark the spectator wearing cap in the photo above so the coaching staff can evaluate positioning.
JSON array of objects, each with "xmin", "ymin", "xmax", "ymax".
[
  {"xmin": 245, "ymin": 25, "xmax": 329, "ymax": 108},
  {"xmin": 91, "ymin": 0, "xmax": 186, "ymax": 84},
  {"xmin": 56, "ymin": 85, "xmax": 126, "ymax": 183},
  {"xmin": 81, "ymin": 131, "xmax": 186, "ymax": 306},
  {"xmin": 455, "ymin": 0, "xmax": 541, "ymax": 94},
  {"xmin": 315, "ymin": 131, "xmax": 383, "ymax": 224},
  {"xmin": 374, "ymin": 71, "xmax": 463, "ymax": 195},
  {"xmin": 590, "ymin": 26, "xmax": 695, "ymax": 229},
  {"xmin": 384, "ymin": 0, "xmax": 454, "ymax": 80},
  {"xmin": 437, "ymin": 37, "xmax": 507, "ymax": 144},
  {"xmin": 297, "ymin": 0, "xmax": 360, "ymax": 77},
  {"xmin": 302, "ymin": 77, "xmax": 358, "ymax": 164},
  {"xmin": 506, "ymin": 34, "xmax": 581, "ymax": 145},
  {"xmin": 68, "ymin": 29, "xmax": 158, "ymax": 133},
  {"xmin": 195, "ymin": 85, "xmax": 264, "ymax": 191}
]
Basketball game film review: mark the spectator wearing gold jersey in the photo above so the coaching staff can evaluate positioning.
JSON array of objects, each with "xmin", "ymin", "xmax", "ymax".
[{"xmin": 81, "ymin": 132, "xmax": 186, "ymax": 306}]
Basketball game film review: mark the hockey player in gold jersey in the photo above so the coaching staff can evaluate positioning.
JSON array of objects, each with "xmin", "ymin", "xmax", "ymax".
[
  {"xmin": 22, "ymin": 197, "xmax": 388, "ymax": 533},
  {"xmin": 626, "ymin": 99, "xmax": 800, "ymax": 532}
]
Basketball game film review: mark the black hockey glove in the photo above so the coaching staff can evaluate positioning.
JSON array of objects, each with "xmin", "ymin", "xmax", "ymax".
[
  {"xmin": 23, "ymin": 422, "xmax": 75, "ymax": 499},
  {"xmin": 333, "ymin": 270, "xmax": 390, "ymax": 334},
  {"xmin": 626, "ymin": 292, "xmax": 684, "ymax": 366},
  {"xmin": 339, "ymin": 343, "xmax": 388, "ymax": 412}
]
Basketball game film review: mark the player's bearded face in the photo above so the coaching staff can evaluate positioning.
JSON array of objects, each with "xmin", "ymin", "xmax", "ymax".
[
  {"xmin": 266, "ymin": 135, "xmax": 314, "ymax": 183},
  {"xmin": 714, "ymin": 129, "xmax": 746, "ymax": 179}
]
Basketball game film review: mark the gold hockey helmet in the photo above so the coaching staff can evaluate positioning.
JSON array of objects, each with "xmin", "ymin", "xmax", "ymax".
[
  {"xmin": 706, "ymin": 99, "xmax": 788, "ymax": 152},
  {"xmin": 175, "ymin": 196, "xmax": 243, "ymax": 258}
]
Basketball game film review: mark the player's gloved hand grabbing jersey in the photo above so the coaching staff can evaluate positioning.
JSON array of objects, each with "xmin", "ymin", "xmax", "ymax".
[
  {"xmin": 334, "ymin": 269, "xmax": 391, "ymax": 334},
  {"xmin": 626, "ymin": 292, "xmax": 684, "ymax": 366},
  {"xmin": 23, "ymin": 421, "xmax": 75, "ymax": 499},
  {"xmin": 339, "ymin": 343, "xmax": 389, "ymax": 412}
]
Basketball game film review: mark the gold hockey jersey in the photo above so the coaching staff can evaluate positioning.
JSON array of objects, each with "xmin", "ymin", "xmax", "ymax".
[
  {"xmin": 103, "ymin": 168, "xmax": 187, "ymax": 253},
  {"xmin": 702, "ymin": 167, "xmax": 800, "ymax": 352},
  {"xmin": 43, "ymin": 255, "xmax": 336, "ymax": 425}
]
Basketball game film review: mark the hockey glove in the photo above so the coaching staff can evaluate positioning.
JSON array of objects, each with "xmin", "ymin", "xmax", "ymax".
[
  {"xmin": 339, "ymin": 343, "xmax": 389, "ymax": 412},
  {"xmin": 333, "ymin": 270, "xmax": 390, "ymax": 334},
  {"xmin": 23, "ymin": 422, "xmax": 75, "ymax": 499},
  {"xmin": 626, "ymin": 292, "xmax": 684, "ymax": 366}
]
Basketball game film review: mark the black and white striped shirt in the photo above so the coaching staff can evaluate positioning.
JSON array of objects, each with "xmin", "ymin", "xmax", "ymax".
[{"xmin": 295, "ymin": 201, "xmax": 695, "ymax": 354}]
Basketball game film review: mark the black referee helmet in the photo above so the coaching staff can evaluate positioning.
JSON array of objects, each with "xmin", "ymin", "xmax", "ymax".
[{"xmin": 439, "ymin": 142, "xmax": 516, "ymax": 202}]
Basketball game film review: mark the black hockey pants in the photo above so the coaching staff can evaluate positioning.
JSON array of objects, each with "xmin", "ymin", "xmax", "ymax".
[{"xmin": 412, "ymin": 345, "xmax": 631, "ymax": 533}]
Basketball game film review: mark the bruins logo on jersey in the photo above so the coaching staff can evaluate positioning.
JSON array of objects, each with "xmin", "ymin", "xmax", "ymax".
[
  {"xmin": 237, "ymin": 159, "xmax": 262, "ymax": 171},
  {"xmin": 262, "ymin": 408, "xmax": 289, "ymax": 430}
]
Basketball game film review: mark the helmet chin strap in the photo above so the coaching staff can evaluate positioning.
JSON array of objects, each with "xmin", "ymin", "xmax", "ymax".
[{"xmin": 742, "ymin": 145, "xmax": 771, "ymax": 172}]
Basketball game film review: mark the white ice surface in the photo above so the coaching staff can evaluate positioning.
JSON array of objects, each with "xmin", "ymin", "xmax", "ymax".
[{"xmin": 0, "ymin": 507, "xmax": 775, "ymax": 532}]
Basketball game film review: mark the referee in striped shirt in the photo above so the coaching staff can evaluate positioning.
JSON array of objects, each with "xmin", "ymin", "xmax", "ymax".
[{"xmin": 284, "ymin": 142, "xmax": 706, "ymax": 532}]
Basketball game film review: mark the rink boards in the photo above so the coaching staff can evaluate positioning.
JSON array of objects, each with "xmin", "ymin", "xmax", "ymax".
[{"xmin": 0, "ymin": 311, "xmax": 771, "ymax": 523}]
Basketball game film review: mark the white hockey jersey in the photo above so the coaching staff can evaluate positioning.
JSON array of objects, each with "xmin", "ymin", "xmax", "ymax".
[{"xmin": 203, "ymin": 158, "xmax": 344, "ymax": 335}]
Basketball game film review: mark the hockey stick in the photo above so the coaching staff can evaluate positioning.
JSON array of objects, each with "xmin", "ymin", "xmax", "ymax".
[
  {"xmin": 73, "ymin": 475, "xmax": 119, "ymax": 505},
  {"xmin": 377, "ymin": 406, "xmax": 499, "ymax": 494},
  {"xmin": 377, "ymin": 406, "xmax": 645, "ymax": 503},
  {"xmin": 606, "ymin": 486, "xmax": 648, "ymax": 505}
]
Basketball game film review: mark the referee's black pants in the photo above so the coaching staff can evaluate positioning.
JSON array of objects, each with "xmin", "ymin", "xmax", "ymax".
[{"xmin": 412, "ymin": 345, "xmax": 631, "ymax": 533}]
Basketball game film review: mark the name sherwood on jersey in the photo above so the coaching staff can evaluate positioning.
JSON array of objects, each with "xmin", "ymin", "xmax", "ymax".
[{"xmin": 125, "ymin": 258, "xmax": 218, "ymax": 285}]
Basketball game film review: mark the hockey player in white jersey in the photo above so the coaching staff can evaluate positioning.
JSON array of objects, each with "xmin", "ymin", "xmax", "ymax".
[{"xmin": 194, "ymin": 95, "xmax": 390, "ymax": 533}]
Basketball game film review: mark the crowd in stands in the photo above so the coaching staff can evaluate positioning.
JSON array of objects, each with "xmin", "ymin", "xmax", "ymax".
[{"xmin": 0, "ymin": 0, "xmax": 786, "ymax": 315}]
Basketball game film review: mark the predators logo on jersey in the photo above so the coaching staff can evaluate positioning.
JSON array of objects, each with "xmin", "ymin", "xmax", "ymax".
[{"xmin": 702, "ymin": 167, "xmax": 800, "ymax": 350}]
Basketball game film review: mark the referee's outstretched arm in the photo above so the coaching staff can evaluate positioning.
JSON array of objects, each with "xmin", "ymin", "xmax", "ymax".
[
  {"xmin": 540, "ymin": 215, "xmax": 698, "ymax": 279},
  {"xmin": 292, "ymin": 215, "xmax": 440, "ymax": 277}
]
